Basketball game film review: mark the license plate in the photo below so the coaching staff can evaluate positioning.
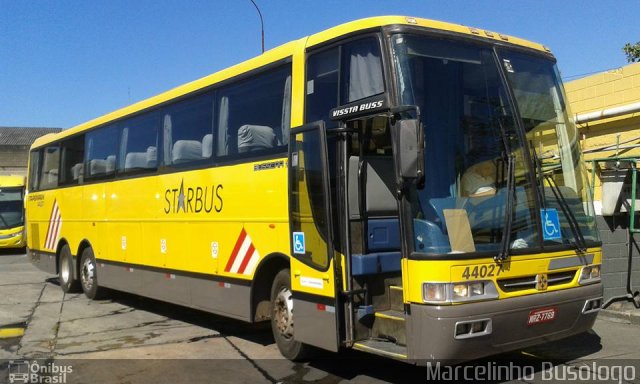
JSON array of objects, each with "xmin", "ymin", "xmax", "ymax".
[{"xmin": 527, "ymin": 307, "xmax": 557, "ymax": 325}]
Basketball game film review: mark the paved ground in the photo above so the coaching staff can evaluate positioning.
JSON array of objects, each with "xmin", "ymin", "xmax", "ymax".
[{"xmin": 1, "ymin": 250, "xmax": 640, "ymax": 383}]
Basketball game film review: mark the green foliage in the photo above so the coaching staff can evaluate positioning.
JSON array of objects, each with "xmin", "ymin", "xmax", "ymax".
[{"xmin": 623, "ymin": 42, "xmax": 640, "ymax": 63}]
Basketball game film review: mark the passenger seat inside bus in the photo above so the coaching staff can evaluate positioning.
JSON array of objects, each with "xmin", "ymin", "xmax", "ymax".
[
  {"xmin": 202, "ymin": 134, "xmax": 213, "ymax": 158},
  {"xmin": 47, "ymin": 169, "xmax": 58, "ymax": 185},
  {"xmin": 169, "ymin": 135, "xmax": 212, "ymax": 165},
  {"xmin": 88, "ymin": 155, "xmax": 115, "ymax": 176},
  {"xmin": 172, "ymin": 140, "xmax": 202, "ymax": 164},
  {"xmin": 349, "ymin": 155, "xmax": 401, "ymax": 276},
  {"xmin": 71, "ymin": 163, "xmax": 83, "ymax": 181},
  {"xmin": 124, "ymin": 146, "xmax": 157, "ymax": 170},
  {"xmin": 237, "ymin": 125, "xmax": 275, "ymax": 153}
]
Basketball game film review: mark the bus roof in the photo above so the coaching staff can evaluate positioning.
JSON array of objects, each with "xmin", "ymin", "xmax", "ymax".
[
  {"xmin": 304, "ymin": 15, "xmax": 548, "ymax": 51},
  {"xmin": 0, "ymin": 175, "xmax": 25, "ymax": 188},
  {"xmin": 32, "ymin": 15, "xmax": 549, "ymax": 149}
]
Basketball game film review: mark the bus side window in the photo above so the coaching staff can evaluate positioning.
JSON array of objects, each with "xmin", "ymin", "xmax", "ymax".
[
  {"xmin": 118, "ymin": 112, "xmax": 159, "ymax": 173},
  {"xmin": 305, "ymin": 37, "xmax": 384, "ymax": 127},
  {"xmin": 85, "ymin": 124, "xmax": 118, "ymax": 179},
  {"xmin": 39, "ymin": 145, "xmax": 60, "ymax": 190},
  {"xmin": 216, "ymin": 64, "xmax": 291, "ymax": 158},
  {"xmin": 306, "ymin": 47, "xmax": 339, "ymax": 127},
  {"xmin": 162, "ymin": 92, "xmax": 214, "ymax": 167},
  {"xmin": 341, "ymin": 38, "xmax": 384, "ymax": 103},
  {"xmin": 60, "ymin": 135, "xmax": 85, "ymax": 185},
  {"xmin": 28, "ymin": 150, "xmax": 42, "ymax": 192}
]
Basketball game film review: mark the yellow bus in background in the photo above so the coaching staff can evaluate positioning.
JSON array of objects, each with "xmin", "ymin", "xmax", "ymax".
[
  {"xmin": 0, "ymin": 175, "xmax": 26, "ymax": 249},
  {"xmin": 27, "ymin": 16, "xmax": 603, "ymax": 363}
]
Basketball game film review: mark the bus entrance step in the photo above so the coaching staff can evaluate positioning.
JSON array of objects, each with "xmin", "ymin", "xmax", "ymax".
[
  {"xmin": 353, "ymin": 339, "xmax": 408, "ymax": 361},
  {"xmin": 388, "ymin": 285, "xmax": 403, "ymax": 312},
  {"xmin": 373, "ymin": 310, "xmax": 406, "ymax": 346}
]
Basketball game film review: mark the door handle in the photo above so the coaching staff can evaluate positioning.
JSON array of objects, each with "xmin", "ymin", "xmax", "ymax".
[
  {"xmin": 322, "ymin": 274, "xmax": 330, "ymax": 282},
  {"xmin": 293, "ymin": 270, "xmax": 301, "ymax": 278}
]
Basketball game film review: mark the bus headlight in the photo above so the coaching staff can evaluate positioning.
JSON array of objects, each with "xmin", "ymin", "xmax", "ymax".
[
  {"xmin": 423, "ymin": 281, "xmax": 499, "ymax": 304},
  {"xmin": 423, "ymin": 283, "xmax": 447, "ymax": 302},
  {"xmin": 0, "ymin": 232, "xmax": 21, "ymax": 240},
  {"xmin": 579, "ymin": 264, "xmax": 601, "ymax": 285}
]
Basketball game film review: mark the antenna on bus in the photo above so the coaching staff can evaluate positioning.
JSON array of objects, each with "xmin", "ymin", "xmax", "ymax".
[{"xmin": 249, "ymin": 0, "xmax": 265, "ymax": 53}]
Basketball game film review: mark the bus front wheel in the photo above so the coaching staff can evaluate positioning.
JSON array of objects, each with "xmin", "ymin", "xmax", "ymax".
[
  {"xmin": 80, "ymin": 247, "xmax": 106, "ymax": 300},
  {"xmin": 270, "ymin": 269, "xmax": 311, "ymax": 361},
  {"xmin": 58, "ymin": 244, "xmax": 80, "ymax": 293}
]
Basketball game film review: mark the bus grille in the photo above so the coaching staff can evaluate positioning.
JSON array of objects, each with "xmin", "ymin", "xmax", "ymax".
[{"xmin": 497, "ymin": 270, "xmax": 577, "ymax": 292}]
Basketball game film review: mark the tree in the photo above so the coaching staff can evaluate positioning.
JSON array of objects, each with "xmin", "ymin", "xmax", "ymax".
[{"xmin": 623, "ymin": 42, "xmax": 640, "ymax": 63}]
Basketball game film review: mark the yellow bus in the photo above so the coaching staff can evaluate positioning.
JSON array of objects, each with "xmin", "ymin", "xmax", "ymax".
[
  {"xmin": 0, "ymin": 175, "xmax": 26, "ymax": 249},
  {"xmin": 27, "ymin": 16, "xmax": 603, "ymax": 363}
]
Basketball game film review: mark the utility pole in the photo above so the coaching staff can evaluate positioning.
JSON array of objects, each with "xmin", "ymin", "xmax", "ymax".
[{"xmin": 249, "ymin": 0, "xmax": 265, "ymax": 54}]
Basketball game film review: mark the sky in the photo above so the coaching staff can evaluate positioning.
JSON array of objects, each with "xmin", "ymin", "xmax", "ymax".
[{"xmin": 1, "ymin": 0, "xmax": 638, "ymax": 129}]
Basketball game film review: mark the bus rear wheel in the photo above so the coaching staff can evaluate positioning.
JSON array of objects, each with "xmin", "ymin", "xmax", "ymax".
[
  {"xmin": 80, "ymin": 247, "xmax": 106, "ymax": 300},
  {"xmin": 58, "ymin": 244, "xmax": 80, "ymax": 293},
  {"xmin": 270, "ymin": 269, "xmax": 311, "ymax": 361}
]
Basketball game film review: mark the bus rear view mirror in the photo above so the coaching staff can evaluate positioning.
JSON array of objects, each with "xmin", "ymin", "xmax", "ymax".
[{"xmin": 393, "ymin": 119, "xmax": 423, "ymax": 181}]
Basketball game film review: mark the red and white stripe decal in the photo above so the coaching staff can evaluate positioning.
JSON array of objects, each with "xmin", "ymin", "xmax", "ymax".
[
  {"xmin": 224, "ymin": 228, "xmax": 260, "ymax": 275},
  {"xmin": 44, "ymin": 200, "xmax": 62, "ymax": 250}
]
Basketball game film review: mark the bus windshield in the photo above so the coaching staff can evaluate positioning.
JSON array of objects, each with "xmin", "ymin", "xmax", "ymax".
[
  {"xmin": 0, "ymin": 187, "xmax": 24, "ymax": 230},
  {"xmin": 391, "ymin": 34, "xmax": 598, "ymax": 256},
  {"xmin": 498, "ymin": 49, "xmax": 599, "ymax": 248}
]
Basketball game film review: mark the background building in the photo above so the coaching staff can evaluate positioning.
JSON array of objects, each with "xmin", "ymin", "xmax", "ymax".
[
  {"xmin": 0, "ymin": 127, "xmax": 62, "ymax": 176},
  {"xmin": 566, "ymin": 62, "xmax": 640, "ymax": 305}
]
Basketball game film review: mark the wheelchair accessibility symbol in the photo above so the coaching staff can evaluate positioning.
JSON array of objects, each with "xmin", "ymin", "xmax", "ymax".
[
  {"xmin": 293, "ymin": 232, "xmax": 306, "ymax": 254},
  {"xmin": 541, "ymin": 208, "xmax": 561, "ymax": 241}
]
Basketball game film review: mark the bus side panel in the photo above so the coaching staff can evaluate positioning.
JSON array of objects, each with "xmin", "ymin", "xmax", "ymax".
[
  {"xmin": 26, "ymin": 192, "xmax": 51, "ymax": 252},
  {"xmin": 212, "ymin": 160, "xmax": 290, "ymax": 283},
  {"xmin": 81, "ymin": 183, "xmax": 107, "ymax": 260},
  {"xmin": 106, "ymin": 177, "xmax": 156, "ymax": 265},
  {"xmin": 57, "ymin": 186, "xmax": 84, "ymax": 259},
  {"xmin": 96, "ymin": 261, "xmax": 252, "ymax": 321},
  {"xmin": 99, "ymin": 166, "xmax": 255, "ymax": 319},
  {"xmin": 190, "ymin": 278, "xmax": 251, "ymax": 320},
  {"xmin": 157, "ymin": 169, "xmax": 226, "ymax": 272},
  {"xmin": 26, "ymin": 191, "xmax": 58, "ymax": 274},
  {"xmin": 186, "ymin": 160, "xmax": 289, "ymax": 317}
]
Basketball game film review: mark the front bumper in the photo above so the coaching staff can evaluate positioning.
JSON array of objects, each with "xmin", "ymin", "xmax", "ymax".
[
  {"xmin": 406, "ymin": 283, "xmax": 602, "ymax": 363},
  {"xmin": 0, "ymin": 234, "xmax": 25, "ymax": 248}
]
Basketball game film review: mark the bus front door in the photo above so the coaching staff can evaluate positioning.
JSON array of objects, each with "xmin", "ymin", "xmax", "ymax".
[{"xmin": 287, "ymin": 121, "xmax": 340, "ymax": 352}]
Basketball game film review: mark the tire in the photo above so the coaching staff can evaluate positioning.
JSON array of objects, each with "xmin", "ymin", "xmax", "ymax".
[
  {"xmin": 79, "ymin": 247, "xmax": 106, "ymax": 300},
  {"xmin": 58, "ymin": 244, "xmax": 80, "ymax": 293},
  {"xmin": 270, "ymin": 269, "xmax": 311, "ymax": 361}
]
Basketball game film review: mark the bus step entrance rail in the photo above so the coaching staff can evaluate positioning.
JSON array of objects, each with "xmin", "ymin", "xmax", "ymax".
[
  {"xmin": 372, "ymin": 310, "xmax": 406, "ymax": 345},
  {"xmin": 352, "ymin": 338, "xmax": 408, "ymax": 361}
]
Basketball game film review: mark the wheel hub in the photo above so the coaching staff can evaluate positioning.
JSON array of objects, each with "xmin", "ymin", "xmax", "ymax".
[
  {"xmin": 274, "ymin": 287, "xmax": 294, "ymax": 339},
  {"xmin": 60, "ymin": 256, "xmax": 70, "ymax": 283},
  {"xmin": 81, "ymin": 258, "xmax": 95, "ymax": 290}
]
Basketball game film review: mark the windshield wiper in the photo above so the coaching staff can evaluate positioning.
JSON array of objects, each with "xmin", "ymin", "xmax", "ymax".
[
  {"xmin": 530, "ymin": 147, "xmax": 587, "ymax": 252},
  {"xmin": 496, "ymin": 153, "xmax": 515, "ymax": 263},
  {"xmin": 494, "ymin": 111, "xmax": 517, "ymax": 263},
  {"xmin": 531, "ymin": 147, "xmax": 547, "ymax": 209}
]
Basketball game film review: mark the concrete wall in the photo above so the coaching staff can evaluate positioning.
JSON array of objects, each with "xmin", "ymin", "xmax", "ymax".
[
  {"xmin": 566, "ymin": 63, "xmax": 640, "ymax": 302},
  {"xmin": 566, "ymin": 63, "xmax": 640, "ymax": 204},
  {"xmin": 566, "ymin": 63, "xmax": 640, "ymax": 114},
  {"xmin": 597, "ymin": 215, "xmax": 640, "ymax": 301},
  {"xmin": 0, "ymin": 147, "xmax": 28, "ymax": 176},
  {"xmin": 0, "ymin": 168, "xmax": 27, "ymax": 176}
]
